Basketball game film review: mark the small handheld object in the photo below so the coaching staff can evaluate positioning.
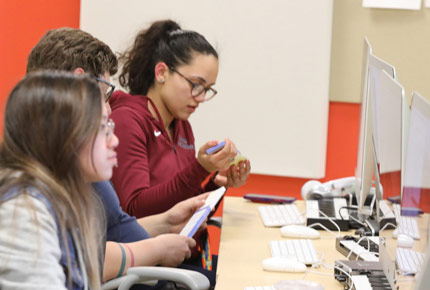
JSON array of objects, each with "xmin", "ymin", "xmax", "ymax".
[
  {"xmin": 206, "ymin": 141, "xmax": 226, "ymax": 154},
  {"xmin": 180, "ymin": 187, "xmax": 226, "ymax": 237},
  {"xmin": 243, "ymin": 193, "xmax": 296, "ymax": 204}
]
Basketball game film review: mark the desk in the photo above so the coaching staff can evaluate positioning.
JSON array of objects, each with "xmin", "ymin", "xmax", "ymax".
[{"xmin": 215, "ymin": 197, "xmax": 429, "ymax": 290}]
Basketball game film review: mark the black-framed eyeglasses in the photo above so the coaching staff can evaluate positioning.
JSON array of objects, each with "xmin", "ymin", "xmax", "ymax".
[
  {"xmin": 169, "ymin": 67, "xmax": 217, "ymax": 101},
  {"xmin": 95, "ymin": 77, "xmax": 115, "ymax": 103}
]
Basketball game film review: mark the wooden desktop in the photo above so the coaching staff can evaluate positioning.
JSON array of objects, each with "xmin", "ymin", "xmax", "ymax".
[{"xmin": 215, "ymin": 197, "xmax": 428, "ymax": 290}]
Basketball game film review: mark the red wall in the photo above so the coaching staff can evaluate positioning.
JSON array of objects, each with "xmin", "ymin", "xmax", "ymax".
[{"xmin": 0, "ymin": 0, "xmax": 81, "ymax": 133}]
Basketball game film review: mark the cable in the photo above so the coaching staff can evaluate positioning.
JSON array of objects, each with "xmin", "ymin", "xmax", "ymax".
[
  {"xmin": 379, "ymin": 222, "xmax": 397, "ymax": 234},
  {"xmin": 318, "ymin": 209, "xmax": 341, "ymax": 237},
  {"xmin": 338, "ymin": 206, "xmax": 357, "ymax": 221},
  {"xmin": 308, "ymin": 222, "xmax": 334, "ymax": 235}
]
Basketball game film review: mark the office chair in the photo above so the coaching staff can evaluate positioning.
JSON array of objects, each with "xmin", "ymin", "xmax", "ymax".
[{"xmin": 102, "ymin": 266, "xmax": 210, "ymax": 290}]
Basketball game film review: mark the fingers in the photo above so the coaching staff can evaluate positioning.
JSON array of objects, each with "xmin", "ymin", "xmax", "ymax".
[
  {"xmin": 226, "ymin": 160, "xmax": 251, "ymax": 187},
  {"xmin": 197, "ymin": 139, "xmax": 238, "ymax": 172}
]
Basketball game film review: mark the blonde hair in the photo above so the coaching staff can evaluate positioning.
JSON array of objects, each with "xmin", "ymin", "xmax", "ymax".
[{"xmin": 0, "ymin": 71, "xmax": 105, "ymax": 289}]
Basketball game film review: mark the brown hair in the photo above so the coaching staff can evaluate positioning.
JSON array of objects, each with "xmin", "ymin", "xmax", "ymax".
[
  {"xmin": 0, "ymin": 71, "xmax": 104, "ymax": 289},
  {"xmin": 27, "ymin": 27, "xmax": 118, "ymax": 77}
]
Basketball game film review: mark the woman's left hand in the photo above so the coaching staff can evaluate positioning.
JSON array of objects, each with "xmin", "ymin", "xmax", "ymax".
[{"xmin": 214, "ymin": 160, "xmax": 251, "ymax": 187}]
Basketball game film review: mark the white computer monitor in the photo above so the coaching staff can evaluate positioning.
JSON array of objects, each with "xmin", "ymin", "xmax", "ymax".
[
  {"xmin": 373, "ymin": 69, "xmax": 403, "ymax": 203},
  {"xmin": 354, "ymin": 37, "xmax": 373, "ymax": 217},
  {"xmin": 401, "ymin": 91, "xmax": 430, "ymax": 215},
  {"xmin": 355, "ymin": 38, "xmax": 399, "ymax": 216}
]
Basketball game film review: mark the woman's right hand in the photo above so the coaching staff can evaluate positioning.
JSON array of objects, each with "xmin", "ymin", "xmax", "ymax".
[
  {"xmin": 155, "ymin": 234, "xmax": 196, "ymax": 267},
  {"xmin": 197, "ymin": 138, "xmax": 237, "ymax": 173}
]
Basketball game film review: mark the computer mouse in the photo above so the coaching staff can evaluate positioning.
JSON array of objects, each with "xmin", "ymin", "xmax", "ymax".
[
  {"xmin": 397, "ymin": 234, "xmax": 414, "ymax": 248},
  {"xmin": 274, "ymin": 279, "xmax": 324, "ymax": 290},
  {"xmin": 262, "ymin": 257, "xmax": 307, "ymax": 273},
  {"xmin": 280, "ymin": 225, "xmax": 320, "ymax": 239}
]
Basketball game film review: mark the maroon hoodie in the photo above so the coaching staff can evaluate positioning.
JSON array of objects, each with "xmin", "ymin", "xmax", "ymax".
[{"xmin": 109, "ymin": 91, "xmax": 219, "ymax": 218}]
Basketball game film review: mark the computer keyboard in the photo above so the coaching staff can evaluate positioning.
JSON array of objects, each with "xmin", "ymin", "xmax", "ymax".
[
  {"xmin": 335, "ymin": 235, "xmax": 379, "ymax": 262},
  {"xmin": 306, "ymin": 198, "xmax": 350, "ymax": 231},
  {"xmin": 396, "ymin": 247, "xmax": 426, "ymax": 274},
  {"xmin": 258, "ymin": 203, "xmax": 304, "ymax": 227},
  {"xmin": 269, "ymin": 239, "xmax": 319, "ymax": 265},
  {"xmin": 392, "ymin": 204, "xmax": 420, "ymax": 239}
]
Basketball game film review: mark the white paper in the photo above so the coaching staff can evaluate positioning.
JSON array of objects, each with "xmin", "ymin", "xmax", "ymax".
[{"xmin": 363, "ymin": 0, "xmax": 421, "ymax": 10}]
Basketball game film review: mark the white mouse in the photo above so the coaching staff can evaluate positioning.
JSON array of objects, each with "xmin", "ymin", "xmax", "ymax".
[
  {"xmin": 262, "ymin": 257, "xmax": 307, "ymax": 273},
  {"xmin": 280, "ymin": 225, "xmax": 320, "ymax": 239},
  {"xmin": 397, "ymin": 234, "xmax": 414, "ymax": 248},
  {"xmin": 274, "ymin": 280, "xmax": 324, "ymax": 290}
]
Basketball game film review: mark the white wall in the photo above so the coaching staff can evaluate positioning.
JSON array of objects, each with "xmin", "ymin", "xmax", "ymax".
[{"xmin": 81, "ymin": 0, "xmax": 333, "ymax": 178}]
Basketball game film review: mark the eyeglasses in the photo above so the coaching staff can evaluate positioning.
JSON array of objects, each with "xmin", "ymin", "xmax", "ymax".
[
  {"xmin": 169, "ymin": 67, "xmax": 217, "ymax": 101},
  {"xmin": 95, "ymin": 77, "xmax": 116, "ymax": 103},
  {"xmin": 100, "ymin": 118, "xmax": 115, "ymax": 142}
]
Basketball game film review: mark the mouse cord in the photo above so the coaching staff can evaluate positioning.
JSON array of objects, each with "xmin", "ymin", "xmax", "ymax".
[
  {"xmin": 347, "ymin": 212, "xmax": 367, "ymax": 227},
  {"xmin": 307, "ymin": 222, "xmax": 337, "ymax": 238},
  {"xmin": 318, "ymin": 209, "xmax": 341, "ymax": 237},
  {"xmin": 379, "ymin": 222, "xmax": 397, "ymax": 234},
  {"xmin": 396, "ymin": 269, "xmax": 416, "ymax": 279},
  {"xmin": 306, "ymin": 262, "xmax": 355, "ymax": 290}
]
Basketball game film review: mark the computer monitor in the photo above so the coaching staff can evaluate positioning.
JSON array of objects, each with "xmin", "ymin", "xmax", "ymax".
[
  {"xmin": 373, "ymin": 69, "xmax": 403, "ymax": 204},
  {"xmin": 355, "ymin": 39, "xmax": 401, "ymax": 218},
  {"xmin": 401, "ymin": 91, "xmax": 430, "ymax": 215},
  {"xmin": 354, "ymin": 37, "xmax": 374, "ymax": 217}
]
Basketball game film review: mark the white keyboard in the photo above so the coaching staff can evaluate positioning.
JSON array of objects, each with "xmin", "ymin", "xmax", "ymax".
[
  {"xmin": 392, "ymin": 204, "xmax": 420, "ymax": 239},
  {"xmin": 269, "ymin": 239, "xmax": 319, "ymax": 265},
  {"xmin": 339, "ymin": 237, "xmax": 379, "ymax": 262},
  {"xmin": 244, "ymin": 287, "xmax": 275, "ymax": 290},
  {"xmin": 258, "ymin": 204, "xmax": 304, "ymax": 227},
  {"xmin": 396, "ymin": 248, "xmax": 426, "ymax": 274}
]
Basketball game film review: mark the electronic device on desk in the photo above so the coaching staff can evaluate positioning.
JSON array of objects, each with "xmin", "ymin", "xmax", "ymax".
[
  {"xmin": 269, "ymin": 239, "xmax": 319, "ymax": 265},
  {"xmin": 244, "ymin": 193, "xmax": 296, "ymax": 204},
  {"xmin": 301, "ymin": 176, "xmax": 356, "ymax": 200},
  {"xmin": 415, "ymin": 250, "xmax": 430, "ymax": 290},
  {"xmin": 334, "ymin": 260, "xmax": 394, "ymax": 290},
  {"xmin": 335, "ymin": 235, "xmax": 379, "ymax": 262},
  {"xmin": 392, "ymin": 203, "xmax": 420, "ymax": 240},
  {"xmin": 305, "ymin": 197, "xmax": 350, "ymax": 231},
  {"xmin": 257, "ymin": 203, "xmax": 304, "ymax": 227},
  {"xmin": 401, "ymin": 92, "xmax": 430, "ymax": 217},
  {"xmin": 396, "ymin": 247, "xmax": 426, "ymax": 275}
]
